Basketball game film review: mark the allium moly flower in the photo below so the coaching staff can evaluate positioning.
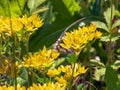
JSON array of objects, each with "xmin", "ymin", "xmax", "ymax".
[
  {"xmin": 0, "ymin": 16, "xmax": 23, "ymax": 35},
  {"xmin": 60, "ymin": 24, "xmax": 102, "ymax": 54},
  {"xmin": 0, "ymin": 84, "xmax": 26, "ymax": 90},
  {"xmin": 55, "ymin": 76, "xmax": 67, "ymax": 86},
  {"xmin": 0, "ymin": 14, "xmax": 43, "ymax": 35},
  {"xmin": 47, "ymin": 63, "xmax": 88, "ymax": 80},
  {"xmin": 47, "ymin": 68, "xmax": 61, "ymax": 77},
  {"xmin": 28, "ymin": 82, "xmax": 66, "ymax": 90},
  {"xmin": 22, "ymin": 46, "xmax": 59, "ymax": 68},
  {"xmin": 21, "ymin": 14, "xmax": 43, "ymax": 31}
]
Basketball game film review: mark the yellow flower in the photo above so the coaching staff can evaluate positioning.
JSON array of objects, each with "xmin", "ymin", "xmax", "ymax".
[
  {"xmin": 60, "ymin": 24, "xmax": 102, "ymax": 53},
  {"xmin": 47, "ymin": 68, "xmax": 61, "ymax": 77},
  {"xmin": 21, "ymin": 14, "xmax": 43, "ymax": 31},
  {"xmin": 55, "ymin": 76, "xmax": 67, "ymax": 86},
  {"xmin": 22, "ymin": 46, "xmax": 60, "ymax": 68},
  {"xmin": 28, "ymin": 82, "xmax": 66, "ymax": 90},
  {"xmin": 47, "ymin": 64, "xmax": 88, "ymax": 80},
  {"xmin": 0, "ymin": 16, "xmax": 23, "ymax": 35},
  {"xmin": 95, "ymin": 31, "xmax": 102, "ymax": 38},
  {"xmin": 0, "ymin": 84, "xmax": 26, "ymax": 90},
  {"xmin": 0, "ymin": 14, "xmax": 43, "ymax": 35}
]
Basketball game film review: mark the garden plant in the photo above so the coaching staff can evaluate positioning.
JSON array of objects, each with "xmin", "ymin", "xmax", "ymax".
[{"xmin": 0, "ymin": 0, "xmax": 120, "ymax": 90}]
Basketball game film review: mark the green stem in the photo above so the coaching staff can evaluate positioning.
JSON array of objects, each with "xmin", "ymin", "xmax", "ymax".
[
  {"xmin": 107, "ymin": 0, "xmax": 113, "ymax": 66},
  {"xmin": 87, "ymin": 44, "xmax": 93, "ymax": 90}
]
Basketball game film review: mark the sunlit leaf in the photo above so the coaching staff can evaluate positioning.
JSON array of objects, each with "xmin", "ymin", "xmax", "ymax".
[
  {"xmin": 100, "ymin": 32, "xmax": 120, "ymax": 42},
  {"xmin": 27, "ymin": 0, "xmax": 48, "ymax": 14},
  {"xmin": 0, "ymin": 0, "xmax": 27, "ymax": 17},
  {"xmin": 112, "ymin": 20, "xmax": 120, "ymax": 30},
  {"xmin": 103, "ymin": 5, "xmax": 115, "ymax": 30},
  {"xmin": 50, "ymin": 58, "xmax": 65, "ymax": 69},
  {"xmin": 93, "ymin": 67, "xmax": 106, "ymax": 81},
  {"xmin": 91, "ymin": 21, "xmax": 109, "ymax": 33},
  {"xmin": 90, "ymin": 59, "xmax": 105, "ymax": 67},
  {"xmin": 112, "ymin": 60, "xmax": 120, "ymax": 70}
]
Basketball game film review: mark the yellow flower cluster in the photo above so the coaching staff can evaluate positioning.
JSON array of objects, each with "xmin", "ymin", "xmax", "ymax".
[
  {"xmin": 28, "ymin": 82, "xmax": 66, "ymax": 90},
  {"xmin": 22, "ymin": 46, "xmax": 60, "ymax": 68},
  {"xmin": 0, "ymin": 14, "xmax": 43, "ymax": 35},
  {"xmin": 0, "ymin": 84, "xmax": 26, "ymax": 90},
  {"xmin": 0, "ymin": 82, "xmax": 66, "ymax": 90},
  {"xmin": 47, "ymin": 63, "xmax": 88, "ymax": 80},
  {"xmin": 21, "ymin": 14, "xmax": 43, "ymax": 31},
  {"xmin": 60, "ymin": 24, "xmax": 102, "ymax": 53}
]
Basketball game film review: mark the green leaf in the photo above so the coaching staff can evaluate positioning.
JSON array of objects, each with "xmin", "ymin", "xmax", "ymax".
[
  {"xmin": 17, "ymin": 77, "xmax": 27, "ymax": 86},
  {"xmin": 50, "ymin": 58, "xmax": 65, "ymax": 69},
  {"xmin": 37, "ymin": 78, "xmax": 50, "ymax": 84},
  {"xmin": 91, "ymin": 21, "xmax": 109, "ymax": 33},
  {"xmin": 100, "ymin": 32, "xmax": 120, "ymax": 42},
  {"xmin": 77, "ymin": 83, "xmax": 84, "ymax": 90},
  {"xmin": 61, "ymin": 0, "xmax": 80, "ymax": 16},
  {"xmin": 103, "ymin": 5, "xmax": 115, "ymax": 30},
  {"xmin": 0, "ymin": 0, "xmax": 27, "ymax": 17},
  {"xmin": 112, "ymin": 60, "xmax": 120, "ymax": 70},
  {"xmin": 112, "ymin": 19, "xmax": 120, "ymax": 30},
  {"xmin": 93, "ymin": 67, "xmax": 106, "ymax": 81},
  {"xmin": 105, "ymin": 66, "xmax": 120, "ymax": 90},
  {"xmin": 90, "ymin": 59, "xmax": 105, "ymax": 67},
  {"xmin": 20, "ymin": 67, "xmax": 28, "ymax": 81},
  {"xmin": 18, "ymin": 67, "xmax": 29, "ymax": 85},
  {"xmin": 27, "ymin": 0, "xmax": 48, "ymax": 14},
  {"xmin": 67, "ymin": 53, "xmax": 77, "ymax": 64}
]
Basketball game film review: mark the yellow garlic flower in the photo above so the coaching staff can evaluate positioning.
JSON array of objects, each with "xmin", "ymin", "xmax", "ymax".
[
  {"xmin": 47, "ymin": 68, "xmax": 61, "ymax": 77},
  {"xmin": 55, "ymin": 76, "xmax": 67, "ymax": 86},
  {"xmin": 60, "ymin": 24, "xmax": 102, "ymax": 53},
  {"xmin": 28, "ymin": 82, "xmax": 66, "ymax": 90},
  {"xmin": 47, "ymin": 63, "xmax": 88, "ymax": 80},
  {"xmin": 0, "ymin": 16, "xmax": 23, "ymax": 35},
  {"xmin": 0, "ymin": 84, "xmax": 26, "ymax": 90},
  {"xmin": 0, "ymin": 14, "xmax": 43, "ymax": 35},
  {"xmin": 21, "ymin": 14, "xmax": 43, "ymax": 32},
  {"xmin": 22, "ymin": 46, "xmax": 60, "ymax": 68}
]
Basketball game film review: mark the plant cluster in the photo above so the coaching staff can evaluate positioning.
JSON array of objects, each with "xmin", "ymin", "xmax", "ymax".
[{"xmin": 0, "ymin": 0, "xmax": 120, "ymax": 90}]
